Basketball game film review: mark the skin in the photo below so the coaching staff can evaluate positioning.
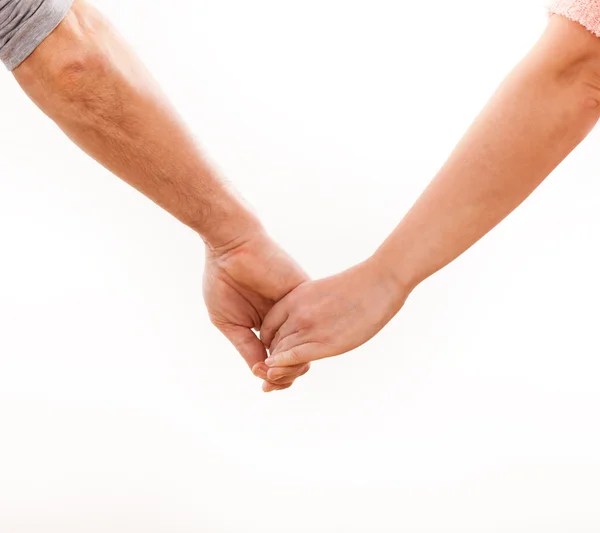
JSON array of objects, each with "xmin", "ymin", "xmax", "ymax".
[
  {"xmin": 12, "ymin": 0, "xmax": 309, "ymax": 391},
  {"xmin": 262, "ymin": 16, "xmax": 600, "ymax": 376}
]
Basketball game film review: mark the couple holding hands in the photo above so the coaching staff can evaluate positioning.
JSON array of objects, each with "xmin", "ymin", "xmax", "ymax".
[{"xmin": 3, "ymin": 0, "xmax": 600, "ymax": 391}]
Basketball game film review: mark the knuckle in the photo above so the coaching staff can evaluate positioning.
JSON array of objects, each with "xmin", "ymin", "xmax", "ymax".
[
  {"xmin": 294, "ymin": 308, "xmax": 314, "ymax": 327},
  {"xmin": 209, "ymin": 315, "xmax": 224, "ymax": 329},
  {"xmin": 268, "ymin": 368, "xmax": 284, "ymax": 380},
  {"xmin": 319, "ymin": 330, "xmax": 335, "ymax": 344},
  {"xmin": 315, "ymin": 325, "xmax": 337, "ymax": 346}
]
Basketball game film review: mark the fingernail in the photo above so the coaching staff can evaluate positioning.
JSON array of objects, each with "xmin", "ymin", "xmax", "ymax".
[{"xmin": 265, "ymin": 357, "xmax": 275, "ymax": 367}]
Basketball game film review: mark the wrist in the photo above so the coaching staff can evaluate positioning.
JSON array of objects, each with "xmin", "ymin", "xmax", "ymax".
[
  {"xmin": 365, "ymin": 248, "xmax": 419, "ymax": 311},
  {"xmin": 196, "ymin": 190, "xmax": 265, "ymax": 253}
]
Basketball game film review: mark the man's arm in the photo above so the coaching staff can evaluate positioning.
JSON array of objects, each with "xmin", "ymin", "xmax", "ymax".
[
  {"xmin": 261, "ymin": 15, "xmax": 600, "ymax": 369},
  {"xmin": 6, "ymin": 0, "xmax": 309, "ymax": 390},
  {"xmin": 12, "ymin": 0, "xmax": 254, "ymax": 247}
]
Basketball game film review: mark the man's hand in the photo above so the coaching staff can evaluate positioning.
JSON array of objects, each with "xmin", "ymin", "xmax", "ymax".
[
  {"xmin": 11, "ymin": 0, "xmax": 312, "ymax": 390},
  {"xmin": 259, "ymin": 258, "xmax": 408, "ymax": 374},
  {"xmin": 204, "ymin": 228, "xmax": 311, "ymax": 391}
]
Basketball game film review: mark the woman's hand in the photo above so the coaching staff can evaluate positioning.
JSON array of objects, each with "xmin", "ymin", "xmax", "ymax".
[
  {"xmin": 204, "ymin": 228, "xmax": 312, "ymax": 392},
  {"xmin": 259, "ymin": 258, "xmax": 409, "ymax": 377}
]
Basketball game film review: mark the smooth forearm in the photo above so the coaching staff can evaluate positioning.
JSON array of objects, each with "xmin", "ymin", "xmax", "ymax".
[
  {"xmin": 12, "ymin": 0, "xmax": 259, "ymax": 248},
  {"xmin": 374, "ymin": 17, "xmax": 600, "ymax": 300}
]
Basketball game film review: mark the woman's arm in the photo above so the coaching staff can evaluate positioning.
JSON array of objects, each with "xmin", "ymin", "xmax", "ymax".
[
  {"xmin": 374, "ymin": 15, "xmax": 600, "ymax": 292},
  {"xmin": 261, "ymin": 16, "xmax": 600, "ymax": 372}
]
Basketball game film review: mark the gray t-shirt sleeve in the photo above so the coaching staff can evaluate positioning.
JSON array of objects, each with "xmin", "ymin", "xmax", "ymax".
[{"xmin": 0, "ymin": 0, "xmax": 74, "ymax": 71}]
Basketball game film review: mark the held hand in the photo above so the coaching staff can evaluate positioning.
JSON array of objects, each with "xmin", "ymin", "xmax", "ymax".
[
  {"xmin": 260, "ymin": 258, "xmax": 409, "ymax": 375},
  {"xmin": 203, "ymin": 228, "xmax": 311, "ymax": 391}
]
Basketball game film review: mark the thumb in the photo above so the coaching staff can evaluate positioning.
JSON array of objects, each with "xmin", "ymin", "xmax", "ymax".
[{"xmin": 219, "ymin": 325, "xmax": 267, "ymax": 370}]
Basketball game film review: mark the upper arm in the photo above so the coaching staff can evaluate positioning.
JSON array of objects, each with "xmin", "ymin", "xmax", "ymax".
[{"xmin": 0, "ymin": 0, "xmax": 73, "ymax": 71}]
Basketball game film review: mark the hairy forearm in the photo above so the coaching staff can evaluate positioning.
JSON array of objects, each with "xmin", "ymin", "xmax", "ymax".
[
  {"xmin": 12, "ymin": 0, "xmax": 259, "ymax": 247},
  {"xmin": 375, "ymin": 16, "xmax": 600, "ymax": 297}
]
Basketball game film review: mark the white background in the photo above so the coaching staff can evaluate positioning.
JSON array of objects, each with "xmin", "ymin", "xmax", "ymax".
[{"xmin": 1, "ymin": 0, "xmax": 600, "ymax": 531}]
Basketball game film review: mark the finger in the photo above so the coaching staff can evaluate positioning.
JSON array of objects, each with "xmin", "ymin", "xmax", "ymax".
[
  {"xmin": 269, "ymin": 321, "xmax": 301, "ymax": 353},
  {"xmin": 253, "ymin": 361, "xmax": 307, "ymax": 386},
  {"xmin": 265, "ymin": 343, "xmax": 324, "ymax": 368},
  {"xmin": 262, "ymin": 381, "xmax": 293, "ymax": 393},
  {"xmin": 221, "ymin": 325, "xmax": 267, "ymax": 370},
  {"xmin": 270, "ymin": 328, "xmax": 284, "ymax": 353},
  {"xmin": 260, "ymin": 299, "xmax": 290, "ymax": 349},
  {"xmin": 271, "ymin": 332, "xmax": 305, "ymax": 356},
  {"xmin": 252, "ymin": 362, "xmax": 269, "ymax": 380},
  {"xmin": 267, "ymin": 363, "xmax": 310, "ymax": 383}
]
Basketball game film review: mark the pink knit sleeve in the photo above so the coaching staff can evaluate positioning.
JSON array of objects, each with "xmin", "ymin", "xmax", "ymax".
[{"xmin": 550, "ymin": 0, "xmax": 600, "ymax": 37}]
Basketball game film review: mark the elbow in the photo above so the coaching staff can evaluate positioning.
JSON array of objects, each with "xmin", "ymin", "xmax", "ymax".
[
  {"xmin": 50, "ymin": 51, "xmax": 111, "ymax": 114},
  {"xmin": 40, "ymin": 3, "xmax": 109, "ymax": 105},
  {"xmin": 552, "ymin": 56, "xmax": 600, "ymax": 138},
  {"xmin": 573, "ymin": 58, "xmax": 600, "ymax": 110},
  {"xmin": 14, "ymin": 1, "xmax": 113, "ymax": 120},
  {"xmin": 545, "ymin": 16, "xmax": 600, "ymax": 112},
  {"xmin": 554, "ymin": 52, "xmax": 600, "ymax": 111}
]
